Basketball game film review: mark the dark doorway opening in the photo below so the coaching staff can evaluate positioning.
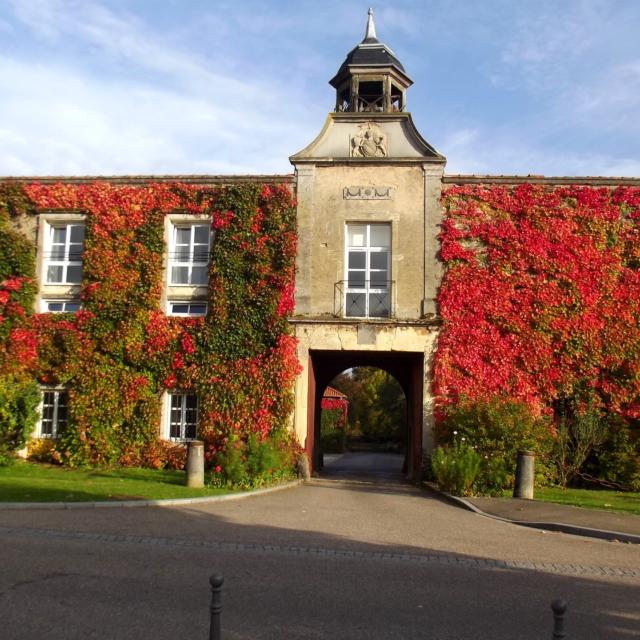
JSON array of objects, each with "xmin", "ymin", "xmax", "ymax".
[{"xmin": 306, "ymin": 350, "xmax": 424, "ymax": 479}]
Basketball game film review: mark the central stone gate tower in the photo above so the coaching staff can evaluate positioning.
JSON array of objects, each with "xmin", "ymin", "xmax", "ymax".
[{"xmin": 289, "ymin": 10, "xmax": 446, "ymax": 477}]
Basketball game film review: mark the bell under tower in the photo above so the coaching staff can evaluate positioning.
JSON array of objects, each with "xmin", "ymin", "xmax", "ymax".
[{"xmin": 330, "ymin": 8, "xmax": 413, "ymax": 114}]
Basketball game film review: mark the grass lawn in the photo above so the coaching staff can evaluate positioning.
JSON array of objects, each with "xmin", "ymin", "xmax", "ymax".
[
  {"xmin": 535, "ymin": 486, "xmax": 640, "ymax": 516},
  {"xmin": 0, "ymin": 460, "xmax": 232, "ymax": 502}
]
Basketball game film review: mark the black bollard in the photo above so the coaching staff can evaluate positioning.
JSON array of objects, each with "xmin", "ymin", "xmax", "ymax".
[
  {"xmin": 209, "ymin": 574, "xmax": 224, "ymax": 640},
  {"xmin": 551, "ymin": 600, "xmax": 567, "ymax": 639}
]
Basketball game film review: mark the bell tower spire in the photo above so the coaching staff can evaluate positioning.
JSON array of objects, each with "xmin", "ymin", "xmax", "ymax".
[
  {"xmin": 363, "ymin": 7, "xmax": 377, "ymax": 42},
  {"xmin": 329, "ymin": 8, "xmax": 413, "ymax": 113}
]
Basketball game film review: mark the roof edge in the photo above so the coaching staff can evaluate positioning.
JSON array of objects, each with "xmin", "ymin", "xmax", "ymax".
[
  {"xmin": 444, "ymin": 174, "xmax": 640, "ymax": 186},
  {"xmin": 0, "ymin": 174, "xmax": 294, "ymax": 186}
]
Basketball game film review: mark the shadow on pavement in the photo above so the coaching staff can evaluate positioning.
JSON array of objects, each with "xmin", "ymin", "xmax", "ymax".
[{"xmin": 0, "ymin": 481, "xmax": 639, "ymax": 640}]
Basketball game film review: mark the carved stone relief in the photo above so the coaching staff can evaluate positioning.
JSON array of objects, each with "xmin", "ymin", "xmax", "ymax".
[
  {"xmin": 350, "ymin": 122, "xmax": 387, "ymax": 158},
  {"xmin": 343, "ymin": 186, "xmax": 393, "ymax": 200}
]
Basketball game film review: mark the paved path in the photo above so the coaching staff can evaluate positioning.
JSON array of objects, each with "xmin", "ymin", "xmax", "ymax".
[{"xmin": 1, "ymin": 478, "xmax": 639, "ymax": 639}]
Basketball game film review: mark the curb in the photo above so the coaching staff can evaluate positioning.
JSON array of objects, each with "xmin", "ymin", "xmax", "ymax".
[
  {"xmin": 0, "ymin": 479, "xmax": 304, "ymax": 510},
  {"xmin": 423, "ymin": 483, "xmax": 640, "ymax": 545}
]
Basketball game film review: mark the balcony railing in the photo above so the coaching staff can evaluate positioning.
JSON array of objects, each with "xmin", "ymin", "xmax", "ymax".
[{"xmin": 334, "ymin": 280, "xmax": 394, "ymax": 319}]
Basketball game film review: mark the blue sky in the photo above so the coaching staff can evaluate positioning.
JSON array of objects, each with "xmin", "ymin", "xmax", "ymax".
[{"xmin": 1, "ymin": 0, "xmax": 638, "ymax": 176}]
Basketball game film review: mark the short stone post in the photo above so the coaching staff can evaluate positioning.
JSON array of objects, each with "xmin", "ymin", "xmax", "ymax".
[
  {"xmin": 513, "ymin": 449, "xmax": 535, "ymax": 499},
  {"xmin": 296, "ymin": 451, "xmax": 310, "ymax": 480},
  {"xmin": 551, "ymin": 600, "xmax": 567, "ymax": 639},
  {"xmin": 209, "ymin": 574, "xmax": 224, "ymax": 640},
  {"xmin": 186, "ymin": 440, "xmax": 205, "ymax": 488}
]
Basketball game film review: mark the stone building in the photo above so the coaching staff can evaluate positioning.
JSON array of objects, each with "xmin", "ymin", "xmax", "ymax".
[
  {"xmin": 5, "ymin": 10, "xmax": 639, "ymax": 477},
  {"xmin": 290, "ymin": 9, "xmax": 445, "ymax": 477}
]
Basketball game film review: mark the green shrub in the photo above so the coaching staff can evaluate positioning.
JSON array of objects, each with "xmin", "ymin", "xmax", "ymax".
[
  {"xmin": 320, "ymin": 408, "xmax": 347, "ymax": 453},
  {"xmin": 0, "ymin": 377, "xmax": 40, "ymax": 465},
  {"xmin": 437, "ymin": 397, "xmax": 554, "ymax": 494},
  {"xmin": 212, "ymin": 430, "xmax": 297, "ymax": 489},
  {"xmin": 551, "ymin": 393, "xmax": 608, "ymax": 488},
  {"xmin": 214, "ymin": 436, "xmax": 248, "ymax": 486},
  {"xmin": 431, "ymin": 441, "xmax": 481, "ymax": 496},
  {"xmin": 584, "ymin": 416, "xmax": 640, "ymax": 491}
]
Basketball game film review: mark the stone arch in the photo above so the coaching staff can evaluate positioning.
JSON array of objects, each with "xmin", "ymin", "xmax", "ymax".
[{"xmin": 307, "ymin": 350, "xmax": 424, "ymax": 479}]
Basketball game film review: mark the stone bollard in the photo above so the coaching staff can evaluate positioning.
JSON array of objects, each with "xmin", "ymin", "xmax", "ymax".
[
  {"xmin": 513, "ymin": 449, "xmax": 535, "ymax": 499},
  {"xmin": 185, "ymin": 440, "xmax": 205, "ymax": 488},
  {"xmin": 296, "ymin": 451, "xmax": 310, "ymax": 480}
]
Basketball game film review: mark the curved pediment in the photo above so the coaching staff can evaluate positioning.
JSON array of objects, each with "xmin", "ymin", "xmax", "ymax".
[{"xmin": 290, "ymin": 113, "xmax": 445, "ymax": 165}]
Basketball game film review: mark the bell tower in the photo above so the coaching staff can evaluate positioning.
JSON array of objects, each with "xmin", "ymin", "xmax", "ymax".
[
  {"xmin": 289, "ymin": 10, "xmax": 446, "ymax": 477},
  {"xmin": 330, "ymin": 8, "xmax": 413, "ymax": 114}
]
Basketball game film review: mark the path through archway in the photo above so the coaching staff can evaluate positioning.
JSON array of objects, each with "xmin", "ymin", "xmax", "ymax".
[{"xmin": 306, "ymin": 350, "xmax": 424, "ymax": 479}]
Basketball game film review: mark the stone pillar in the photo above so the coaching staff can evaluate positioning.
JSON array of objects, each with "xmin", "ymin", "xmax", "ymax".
[
  {"xmin": 186, "ymin": 440, "xmax": 205, "ymax": 488},
  {"xmin": 513, "ymin": 450, "xmax": 535, "ymax": 499}
]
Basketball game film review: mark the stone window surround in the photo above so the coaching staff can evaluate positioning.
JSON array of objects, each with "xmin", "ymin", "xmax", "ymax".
[
  {"xmin": 36, "ymin": 212, "xmax": 86, "ymax": 312},
  {"xmin": 161, "ymin": 390, "xmax": 199, "ymax": 442},
  {"xmin": 343, "ymin": 221, "xmax": 393, "ymax": 319},
  {"xmin": 37, "ymin": 387, "xmax": 69, "ymax": 439},
  {"xmin": 162, "ymin": 213, "xmax": 212, "ymax": 312}
]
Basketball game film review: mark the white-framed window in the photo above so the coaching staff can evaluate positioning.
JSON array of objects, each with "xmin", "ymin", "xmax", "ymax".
[
  {"xmin": 344, "ymin": 223, "xmax": 391, "ymax": 318},
  {"xmin": 42, "ymin": 300, "xmax": 82, "ymax": 313},
  {"xmin": 38, "ymin": 389, "xmax": 69, "ymax": 438},
  {"xmin": 169, "ymin": 224, "xmax": 210, "ymax": 286},
  {"xmin": 167, "ymin": 393, "xmax": 198, "ymax": 441},
  {"xmin": 167, "ymin": 301, "xmax": 208, "ymax": 317},
  {"xmin": 45, "ymin": 223, "xmax": 85, "ymax": 284}
]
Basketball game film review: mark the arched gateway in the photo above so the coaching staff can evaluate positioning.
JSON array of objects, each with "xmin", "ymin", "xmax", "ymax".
[{"xmin": 289, "ymin": 11, "xmax": 446, "ymax": 479}]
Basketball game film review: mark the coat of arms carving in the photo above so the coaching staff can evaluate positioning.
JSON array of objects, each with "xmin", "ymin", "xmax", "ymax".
[{"xmin": 350, "ymin": 122, "xmax": 387, "ymax": 158}]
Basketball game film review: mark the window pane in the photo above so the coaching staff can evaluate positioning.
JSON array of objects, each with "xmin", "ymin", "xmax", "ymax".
[
  {"xmin": 345, "ymin": 293, "xmax": 366, "ymax": 317},
  {"xmin": 193, "ymin": 226, "xmax": 209, "ymax": 245},
  {"xmin": 47, "ymin": 302, "xmax": 64, "ymax": 312},
  {"xmin": 185, "ymin": 394, "xmax": 198, "ymax": 410},
  {"xmin": 347, "ymin": 272, "xmax": 366, "ymax": 288},
  {"xmin": 348, "ymin": 252, "xmax": 366, "ymax": 269},
  {"xmin": 370, "ymin": 252, "xmax": 388, "ymax": 270},
  {"xmin": 191, "ymin": 266, "xmax": 208, "ymax": 286},
  {"xmin": 190, "ymin": 304, "xmax": 207, "ymax": 316},
  {"xmin": 52, "ymin": 227, "xmax": 67, "ymax": 244},
  {"xmin": 184, "ymin": 422, "xmax": 197, "ymax": 440},
  {"xmin": 70, "ymin": 225, "xmax": 85, "ymax": 243},
  {"xmin": 369, "ymin": 292, "xmax": 390, "ymax": 318},
  {"xmin": 175, "ymin": 228, "xmax": 191, "ymax": 245},
  {"xmin": 370, "ymin": 271, "xmax": 388, "ymax": 287},
  {"xmin": 65, "ymin": 302, "xmax": 81, "ymax": 312},
  {"xmin": 57, "ymin": 403, "xmax": 68, "ymax": 431},
  {"xmin": 193, "ymin": 247, "xmax": 209, "ymax": 262},
  {"xmin": 66, "ymin": 265, "xmax": 83, "ymax": 283},
  {"xmin": 50, "ymin": 246, "xmax": 66, "ymax": 260},
  {"xmin": 370, "ymin": 225, "xmax": 390, "ymax": 247},
  {"xmin": 171, "ymin": 266, "xmax": 189, "ymax": 284},
  {"xmin": 47, "ymin": 265, "xmax": 63, "ymax": 283},
  {"xmin": 170, "ymin": 304, "xmax": 189, "ymax": 315},
  {"xmin": 347, "ymin": 225, "xmax": 366, "ymax": 247}
]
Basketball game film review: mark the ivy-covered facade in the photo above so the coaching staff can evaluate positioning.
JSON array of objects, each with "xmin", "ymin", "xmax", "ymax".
[{"xmin": 1, "ymin": 11, "xmax": 639, "ymax": 481}]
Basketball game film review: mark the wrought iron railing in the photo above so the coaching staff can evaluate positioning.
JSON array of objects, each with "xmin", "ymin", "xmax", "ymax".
[{"xmin": 334, "ymin": 280, "xmax": 394, "ymax": 319}]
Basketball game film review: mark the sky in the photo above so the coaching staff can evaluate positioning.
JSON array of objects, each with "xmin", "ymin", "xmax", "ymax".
[{"xmin": 0, "ymin": 0, "xmax": 639, "ymax": 177}]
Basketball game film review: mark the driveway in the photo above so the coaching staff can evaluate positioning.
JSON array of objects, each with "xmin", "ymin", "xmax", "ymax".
[{"xmin": 1, "ymin": 477, "xmax": 639, "ymax": 639}]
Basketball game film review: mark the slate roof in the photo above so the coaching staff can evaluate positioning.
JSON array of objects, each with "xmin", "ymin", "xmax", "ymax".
[{"xmin": 330, "ymin": 40, "xmax": 407, "ymax": 88}]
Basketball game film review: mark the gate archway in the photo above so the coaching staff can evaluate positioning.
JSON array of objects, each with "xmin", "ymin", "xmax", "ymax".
[{"xmin": 306, "ymin": 350, "xmax": 424, "ymax": 479}]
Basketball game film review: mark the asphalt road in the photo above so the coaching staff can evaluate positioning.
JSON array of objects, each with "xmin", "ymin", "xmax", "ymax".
[{"xmin": 1, "ymin": 471, "xmax": 639, "ymax": 639}]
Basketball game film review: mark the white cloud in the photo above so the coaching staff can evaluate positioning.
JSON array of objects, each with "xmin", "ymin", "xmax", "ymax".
[{"xmin": 0, "ymin": 0, "xmax": 324, "ymax": 175}]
